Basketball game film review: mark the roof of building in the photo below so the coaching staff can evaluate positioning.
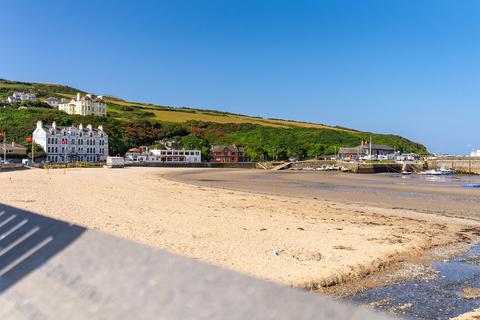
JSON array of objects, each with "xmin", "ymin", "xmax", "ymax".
[
  {"xmin": 369, "ymin": 144, "xmax": 395, "ymax": 150},
  {"xmin": 82, "ymin": 94, "xmax": 104, "ymax": 102},
  {"xmin": 38, "ymin": 122, "xmax": 106, "ymax": 134},
  {"xmin": 339, "ymin": 144, "xmax": 395, "ymax": 154},
  {"xmin": 210, "ymin": 145, "xmax": 245, "ymax": 153},
  {"xmin": 338, "ymin": 147, "xmax": 362, "ymax": 154},
  {"xmin": 0, "ymin": 143, "xmax": 27, "ymax": 152}
]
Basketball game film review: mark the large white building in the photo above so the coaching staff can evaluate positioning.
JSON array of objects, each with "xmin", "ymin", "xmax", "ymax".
[
  {"xmin": 471, "ymin": 150, "xmax": 480, "ymax": 157},
  {"xmin": 33, "ymin": 121, "xmax": 109, "ymax": 163},
  {"xmin": 125, "ymin": 147, "xmax": 201, "ymax": 163},
  {"xmin": 7, "ymin": 92, "xmax": 37, "ymax": 103},
  {"xmin": 58, "ymin": 93, "xmax": 107, "ymax": 117}
]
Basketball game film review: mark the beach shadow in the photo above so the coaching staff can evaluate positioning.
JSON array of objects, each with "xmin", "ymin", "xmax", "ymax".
[{"xmin": 0, "ymin": 203, "xmax": 86, "ymax": 293}]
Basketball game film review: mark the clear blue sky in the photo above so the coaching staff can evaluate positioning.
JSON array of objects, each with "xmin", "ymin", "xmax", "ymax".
[{"xmin": 1, "ymin": 1, "xmax": 479, "ymax": 154}]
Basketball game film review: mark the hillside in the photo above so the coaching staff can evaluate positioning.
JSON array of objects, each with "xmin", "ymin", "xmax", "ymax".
[{"xmin": 0, "ymin": 79, "xmax": 428, "ymax": 160}]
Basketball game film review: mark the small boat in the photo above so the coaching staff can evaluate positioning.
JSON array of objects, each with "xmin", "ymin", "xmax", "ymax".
[
  {"xmin": 419, "ymin": 168, "xmax": 454, "ymax": 176},
  {"xmin": 401, "ymin": 171, "xmax": 412, "ymax": 175}
]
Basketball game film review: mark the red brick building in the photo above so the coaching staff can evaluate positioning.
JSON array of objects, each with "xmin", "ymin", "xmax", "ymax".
[{"xmin": 210, "ymin": 145, "xmax": 248, "ymax": 162}]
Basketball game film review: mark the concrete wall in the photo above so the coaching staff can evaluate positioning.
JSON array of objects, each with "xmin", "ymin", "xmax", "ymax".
[
  {"xmin": 427, "ymin": 159, "xmax": 480, "ymax": 174},
  {"xmin": 0, "ymin": 203, "xmax": 395, "ymax": 320},
  {"xmin": 126, "ymin": 162, "xmax": 259, "ymax": 169}
]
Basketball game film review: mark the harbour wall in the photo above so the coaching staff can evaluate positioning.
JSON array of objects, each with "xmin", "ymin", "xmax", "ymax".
[
  {"xmin": 427, "ymin": 158, "xmax": 480, "ymax": 175},
  {"xmin": 290, "ymin": 160, "xmax": 336, "ymax": 169},
  {"xmin": 340, "ymin": 162, "xmax": 403, "ymax": 174},
  {"xmin": 291, "ymin": 160, "xmax": 404, "ymax": 174}
]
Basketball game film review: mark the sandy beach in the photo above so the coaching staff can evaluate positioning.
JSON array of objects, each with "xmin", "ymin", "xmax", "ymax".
[{"xmin": 0, "ymin": 167, "xmax": 479, "ymax": 293}]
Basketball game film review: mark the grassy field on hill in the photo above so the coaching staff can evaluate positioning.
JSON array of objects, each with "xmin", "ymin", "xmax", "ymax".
[{"xmin": 0, "ymin": 79, "xmax": 428, "ymax": 160}]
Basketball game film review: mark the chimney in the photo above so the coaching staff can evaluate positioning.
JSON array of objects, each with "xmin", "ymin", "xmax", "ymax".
[
  {"xmin": 76, "ymin": 93, "xmax": 81, "ymax": 101},
  {"xmin": 79, "ymin": 123, "xmax": 83, "ymax": 131},
  {"xmin": 87, "ymin": 124, "xmax": 92, "ymax": 130},
  {"xmin": 52, "ymin": 121, "xmax": 56, "ymax": 129},
  {"xmin": 98, "ymin": 125, "xmax": 104, "ymax": 131},
  {"xmin": 36, "ymin": 120, "xmax": 43, "ymax": 129}
]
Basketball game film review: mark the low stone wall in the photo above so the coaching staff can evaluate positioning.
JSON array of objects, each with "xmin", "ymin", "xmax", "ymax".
[
  {"xmin": 427, "ymin": 159, "xmax": 480, "ymax": 174},
  {"xmin": 126, "ymin": 162, "xmax": 259, "ymax": 169},
  {"xmin": 0, "ymin": 163, "xmax": 25, "ymax": 171}
]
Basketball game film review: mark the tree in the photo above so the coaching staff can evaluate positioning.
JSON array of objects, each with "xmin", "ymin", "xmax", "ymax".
[
  {"xmin": 26, "ymin": 142, "xmax": 46, "ymax": 159},
  {"xmin": 177, "ymin": 134, "xmax": 210, "ymax": 161}
]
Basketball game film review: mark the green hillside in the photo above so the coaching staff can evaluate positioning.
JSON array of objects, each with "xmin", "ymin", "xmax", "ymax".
[{"xmin": 0, "ymin": 79, "xmax": 428, "ymax": 160}]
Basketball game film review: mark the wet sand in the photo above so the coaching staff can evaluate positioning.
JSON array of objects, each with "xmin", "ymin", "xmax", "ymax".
[
  {"xmin": 0, "ymin": 167, "xmax": 478, "ymax": 295},
  {"xmin": 166, "ymin": 169, "xmax": 480, "ymax": 220}
]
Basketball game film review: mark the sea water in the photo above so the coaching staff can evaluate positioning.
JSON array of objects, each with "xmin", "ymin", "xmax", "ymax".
[{"xmin": 350, "ymin": 243, "xmax": 480, "ymax": 319}]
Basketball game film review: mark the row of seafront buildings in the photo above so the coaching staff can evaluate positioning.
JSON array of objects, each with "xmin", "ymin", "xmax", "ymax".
[
  {"xmin": 338, "ymin": 141, "xmax": 421, "ymax": 161},
  {"xmin": 33, "ymin": 121, "xmax": 109, "ymax": 163},
  {"xmin": 31, "ymin": 121, "xmax": 248, "ymax": 164},
  {"xmin": 124, "ymin": 144, "xmax": 248, "ymax": 164}
]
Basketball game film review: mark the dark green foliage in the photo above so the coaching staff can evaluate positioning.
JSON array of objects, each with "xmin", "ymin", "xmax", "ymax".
[
  {"xmin": 0, "ymin": 79, "xmax": 429, "ymax": 160},
  {"xmin": 0, "ymin": 79, "xmax": 81, "ymax": 99},
  {"xmin": 177, "ymin": 133, "xmax": 211, "ymax": 160},
  {"xmin": 0, "ymin": 107, "xmax": 428, "ymax": 161}
]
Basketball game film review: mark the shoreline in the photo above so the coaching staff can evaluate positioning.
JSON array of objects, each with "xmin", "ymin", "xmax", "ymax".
[
  {"xmin": 163, "ymin": 169, "xmax": 480, "ymax": 294},
  {"xmin": 1, "ymin": 167, "xmax": 479, "ymax": 295}
]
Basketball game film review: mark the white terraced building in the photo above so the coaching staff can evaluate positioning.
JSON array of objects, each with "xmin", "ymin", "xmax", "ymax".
[
  {"xmin": 33, "ymin": 121, "xmax": 109, "ymax": 163},
  {"xmin": 58, "ymin": 93, "xmax": 107, "ymax": 117},
  {"xmin": 7, "ymin": 92, "xmax": 37, "ymax": 103},
  {"xmin": 125, "ymin": 148, "xmax": 201, "ymax": 163}
]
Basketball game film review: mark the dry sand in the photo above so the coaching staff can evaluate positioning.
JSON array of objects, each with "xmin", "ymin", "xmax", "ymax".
[
  {"xmin": 451, "ymin": 309, "xmax": 480, "ymax": 320},
  {"xmin": 0, "ymin": 167, "xmax": 478, "ymax": 290}
]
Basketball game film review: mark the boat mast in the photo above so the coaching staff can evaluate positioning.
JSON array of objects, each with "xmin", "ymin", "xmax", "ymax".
[{"xmin": 369, "ymin": 136, "xmax": 372, "ymax": 156}]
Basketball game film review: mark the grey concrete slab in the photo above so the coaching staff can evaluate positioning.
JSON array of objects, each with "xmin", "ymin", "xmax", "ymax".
[{"xmin": 0, "ymin": 204, "xmax": 396, "ymax": 320}]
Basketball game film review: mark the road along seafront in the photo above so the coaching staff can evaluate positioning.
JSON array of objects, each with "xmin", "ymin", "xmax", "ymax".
[{"xmin": 0, "ymin": 167, "xmax": 479, "ymax": 301}]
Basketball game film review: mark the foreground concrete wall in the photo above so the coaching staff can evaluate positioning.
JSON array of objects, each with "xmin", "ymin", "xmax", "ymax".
[{"xmin": 0, "ymin": 204, "xmax": 395, "ymax": 320}]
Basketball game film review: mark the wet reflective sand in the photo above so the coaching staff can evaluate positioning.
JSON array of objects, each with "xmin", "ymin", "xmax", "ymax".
[{"xmin": 166, "ymin": 169, "xmax": 480, "ymax": 220}]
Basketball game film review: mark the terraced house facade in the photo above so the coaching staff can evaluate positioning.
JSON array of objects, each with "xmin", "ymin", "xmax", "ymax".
[{"xmin": 33, "ymin": 121, "xmax": 109, "ymax": 163}]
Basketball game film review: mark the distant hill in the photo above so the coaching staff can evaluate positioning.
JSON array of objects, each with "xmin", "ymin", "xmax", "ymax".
[{"xmin": 0, "ymin": 79, "xmax": 428, "ymax": 159}]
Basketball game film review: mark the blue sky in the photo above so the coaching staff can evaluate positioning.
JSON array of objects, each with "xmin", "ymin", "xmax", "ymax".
[{"xmin": 1, "ymin": 1, "xmax": 479, "ymax": 154}]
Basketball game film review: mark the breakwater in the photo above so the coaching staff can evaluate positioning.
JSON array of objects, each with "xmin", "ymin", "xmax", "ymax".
[
  {"xmin": 427, "ymin": 158, "xmax": 480, "ymax": 175},
  {"xmin": 290, "ymin": 160, "xmax": 403, "ymax": 174}
]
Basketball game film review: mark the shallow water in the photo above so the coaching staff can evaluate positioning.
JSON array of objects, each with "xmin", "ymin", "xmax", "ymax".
[{"xmin": 350, "ymin": 243, "xmax": 480, "ymax": 319}]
